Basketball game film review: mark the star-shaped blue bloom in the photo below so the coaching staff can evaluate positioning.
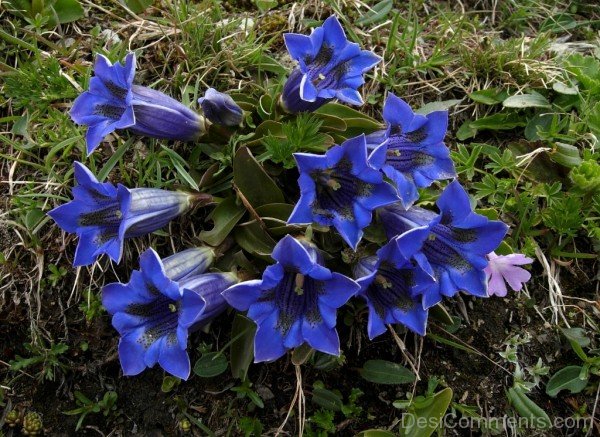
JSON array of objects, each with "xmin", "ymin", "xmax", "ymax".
[
  {"xmin": 368, "ymin": 94, "xmax": 456, "ymax": 208},
  {"xmin": 379, "ymin": 181, "xmax": 508, "ymax": 308},
  {"xmin": 354, "ymin": 230, "xmax": 434, "ymax": 339},
  {"xmin": 48, "ymin": 162, "xmax": 194, "ymax": 266},
  {"xmin": 288, "ymin": 134, "xmax": 399, "ymax": 249},
  {"xmin": 222, "ymin": 235, "xmax": 360, "ymax": 362},
  {"xmin": 70, "ymin": 53, "xmax": 204, "ymax": 155},
  {"xmin": 281, "ymin": 16, "xmax": 381, "ymax": 113},
  {"xmin": 102, "ymin": 248, "xmax": 237, "ymax": 379}
]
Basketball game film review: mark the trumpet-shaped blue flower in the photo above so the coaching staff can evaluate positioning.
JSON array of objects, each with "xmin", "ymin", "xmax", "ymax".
[
  {"xmin": 48, "ymin": 162, "xmax": 200, "ymax": 266},
  {"xmin": 198, "ymin": 88, "xmax": 243, "ymax": 126},
  {"xmin": 368, "ymin": 94, "xmax": 456, "ymax": 208},
  {"xmin": 288, "ymin": 135, "xmax": 399, "ymax": 249},
  {"xmin": 354, "ymin": 230, "xmax": 434, "ymax": 339},
  {"xmin": 102, "ymin": 248, "xmax": 237, "ymax": 379},
  {"xmin": 281, "ymin": 16, "xmax": 381, "ymax": 113},
  {"xmin": 379, "ymin": 181, "xmax": 508, "ymax": 308},
  {"xmin": 222, "ymin": 235, "xmax": 360, "ymax": 362},
  {"xmin": 70, "ymin": 53, "xmax": 205, "ymax": 155}
]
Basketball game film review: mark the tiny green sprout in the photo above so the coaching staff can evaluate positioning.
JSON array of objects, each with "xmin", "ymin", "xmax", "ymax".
[
  {"xmin": 47, "ymin": 264, "xmax": 68, "ymax": 287},
  {"xmin": 6, "ymin": 409, "xmax": 20, "ymax": 427},
  {"xmin": 179, "ymin": 418, "xmax": 192, "ymax": 433},
  {"xmin": 21, "ymin": 411, "xmax": 42, "ymax": 436}
]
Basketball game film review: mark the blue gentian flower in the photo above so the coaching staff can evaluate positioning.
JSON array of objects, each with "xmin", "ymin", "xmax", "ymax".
[
  {"xmin": 281, "ymin": 16, "xmax": 381, "ymax": 113},
  {"xmin": 48, "ymin": 162, "xmax": 198, "ymax": 266},
  {"xmin": 379, "ymin": 181, "xmax": 508, "ymax": 308},
  {"xmin": 287, "ymin": 134, "xmax": 399, "ymax": 249},
  {"xmin": 353, "ymin": 231, "xmax": 434, "ymax": 339},
  {"xmin": 102, "ymin": 248, "xmax": 237, "ymax": 379},
  {"xmin": 198, "ymin": 88, "xmax": 243, "ymax": 126},
  {"xmin": 222, "ymin": 235, "xmax": 360, "ymax": 362},
  {"xmin": 70, "ymin": 53, "xmax": 205, "ymax": 155},
  {"xmin": 368, "ymin": 94, "xmax": 456, "ymax": 208}
]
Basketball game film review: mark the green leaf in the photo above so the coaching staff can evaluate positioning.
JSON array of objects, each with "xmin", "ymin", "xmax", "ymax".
[
  {"xmin": 468, "ymin": 89, "xmax": 506, "ymax": 105},
  {"xmin": 356, "ymin": 0, "xmax": 393, "ymax": 26},
  {"xmin": 199, "ymin": 196, "xmax": 246, "ymax": 246},
  {"xmin": 502, "ymin": 93, "xmax": 551, "ymax": 109},
  {"xmin": 507, "ymin": 387, "xmax": 552, "ymax": 429},
  {"xmin": 552, "ymin": 142, "xmax": 582, "ymax": 168},
  {"xmin": 52, "ymin": 0, "xmax": 84, "ymax": 23},
  {"xmin": 234, "ymin": 220, "xmax": 277, "ymax": 257},
  {"xmin": 456, "ymin": 113, "xmax": 527, "ymax": 140},
  {"xmin": 193, "ymin": 352, "xmax": 228, "ymax": 378},
  {"xmin": 415, "ymin": 99, "xmax": 462, "ymax": 115},
  {"xmin": 230, "ymin": 314, "xmax": 256, "ymax": 380},
  {"xmin": 429, "ymin": 304, "xmax": 453, "ymax": 325},
  {"xmin": 255, "ymin": 0, "xmax": 277, "ymax": 12},
  {"xmin": 552, "ymin": 81, "xmax": 579, "ymax": 95},
  {"xmin": 356, "ymin": 430, "xmax": 396, "ymax": 437},
  {"xmin": 120, "ymin": 0, "xmax": 153, "ymax": 14},
  {"xmin": 360, "ymin": 360, "xmax": 416, "ymax": 385},
  {"xmin": 561, "ymin": 327, "xmax": 591, "ymax": 348},
  {"xmin": 161, "ymin": 376, "xmax": 180, "ymax": 393},
  {"xmin": 399, "ymin": 388, "xmax": 453, "ymax": 437},
  {"xmin": 316, "ymin": 103, "xmax": 380, "ymax": 127},
  {"xmin": 233, "ymin": 147, "xmax": 284, "ymax": 208},
  {"xmin": 291, "ymin": 343, "xmax": 314, "ymax": 365},
  {"xmin": 546, "ymin": 366, "xmax": 589, "ymax": 397},
  {"xmin": 312, "ymin": 387, "xmax": 343, "ymax": 412}
]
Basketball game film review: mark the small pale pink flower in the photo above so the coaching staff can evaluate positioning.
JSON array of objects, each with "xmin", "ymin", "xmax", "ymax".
[{"xmin": 484, "ymin": 252, "xmax": 533, "ymax": 297}]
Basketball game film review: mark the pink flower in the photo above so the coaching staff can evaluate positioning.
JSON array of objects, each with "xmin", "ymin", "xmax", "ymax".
[{"xmin": 484, "ymin": 252, "xmax": 533, "ymax": 297}]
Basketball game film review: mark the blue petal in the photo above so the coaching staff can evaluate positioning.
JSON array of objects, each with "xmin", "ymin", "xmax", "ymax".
[
  {"xmin": 383, "ymin": 94, "xmax": 415, "ymax": 128},
  {"xmin": 73, "ymin": 230, "xmax": 102, "ymax": 266},
  {"xmin": 356, "ymin": 178, "xmax": 399, "ymax": 210},
  {"xmin": 118, "ymin": 331, "xmax": 147, "ymax": 376},
  {"xmin": 284, "ymin": 33, "xmax": 313, "ymax": 62},
  {"xmin": 247, "ymin": 300, "xmax": 277, "ymax": 325},
  {"xmin": 254, "ymin": 310, "xmax": 287, "ymax": 362},
  {"xmin": 221, "ymin": 280, "xmax": 263, "ymax": 311},
  {"xmin": 383, "ymin": 166, "xmax": 419, "ymax": 209},
  {"xmin": 336, "ymin": 88, "xmax": 363, "ymax": 105},
  {"xmin": 302, "ymin": 319, "xmax": 340, "ymax": 356},
  {"xmin": 436, "ymin": 180, "xmax": 472, "ymax": 224},
  {"xmin": 287, "ymin": 187, "xmax": 316, "ymax": 224},
  {"xmin": 158, "ymin": 339, "xmax": 191, "ymax": 380},
  {"xmin": 85, "ymin": 120, "xmax": 118, "ymax": 155},
  {"xmin": 283, "ymin": 320, "xmax": 304, "ymax": 349},
  {"xmin": 367, "ymin": 142, "xmax": 388, "ymax": 169},
  {"xmin": 179, "ymin": 288, "xmax": 207, "ymax": 327},
  {"xmin": 47, "ymin": 202, "xmax": 83, "ymax": 233},
  {"xmin": 271, "ymin": 235, "xmax": 317, "ymax": 273},
  {"xmin": 366, "ymin": 302, "xmax": 387, "ymax": 340},
  {"xmin": 101, "ymin": 282, "xmax": 145, "ymax": 315},
  {"xmin": 321, "ymin": 16, "xmax": 348, "ymax": 53},
  {"xmin": 333, "ymin": 215, "xmax": 362, "ymax": 250},
  {"xmin": 300, "ymin": 74, "xmax": 318, "ymax": 102},
  {"xmin": 345, "ymin": 51, "xmax": 382, "ymax": 76},
  {"xmin": 319, "ymin": 273, "xmax": 360, "ymax": 308},
  {"xmin": 294, "ymin": 152, "xmax": 327, "ymax": 173},
  {"xmin": 391, "ymin": 306, "xmax": 428, "ymax": 336},
  {"xmin": 421, "ymin": 111, "xmax": 448, "ymax": 144}
]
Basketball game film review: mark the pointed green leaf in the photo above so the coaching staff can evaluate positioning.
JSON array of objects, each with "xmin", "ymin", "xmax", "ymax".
[
  {"xmin": 546, "ymin": 366, "xmax": 588, "ymax": 397},
  {"xmin": 193, "ymin": 352, "xmax": 228, "ymax": 378},
  {"xmin": 230, "ymin": 314, "xmax": 256, "ymax": 380},
  {"xmin": 199, "ymin": 196, "xmax": 246, "ymax": 246},
  {"xmin": 360, "ymin": 360, "xmax": 416, "ymax": 385},
  {"xmin": 399, "ymin": 388, "xmax": 453, "ymax": 437},
  {"xmin": 507, "ymin": 387, "xmax": 552, "ymax": 429},
  {"xmin": 503, "ymin": 93, "xmax": 551, "ymax": 109},
  {"xmin": 233, "ymin": 147, "xmax": 284, "ymax": 208}
]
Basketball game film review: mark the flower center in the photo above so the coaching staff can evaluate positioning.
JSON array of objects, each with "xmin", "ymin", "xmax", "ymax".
[
  {"xmin": 367, "ymin": 263, "xmax": 416, "ymax": 318},
  {"xmin": 127, "ymin": 294, "xmax": 180, "ymax": 349},
  {"xmin": 311, "ymin": 158, "xmax": 372, "ymax": 220},
  {"xmin": 269, "ymin": 270, "xmax": 324, "ymax": 335}
]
